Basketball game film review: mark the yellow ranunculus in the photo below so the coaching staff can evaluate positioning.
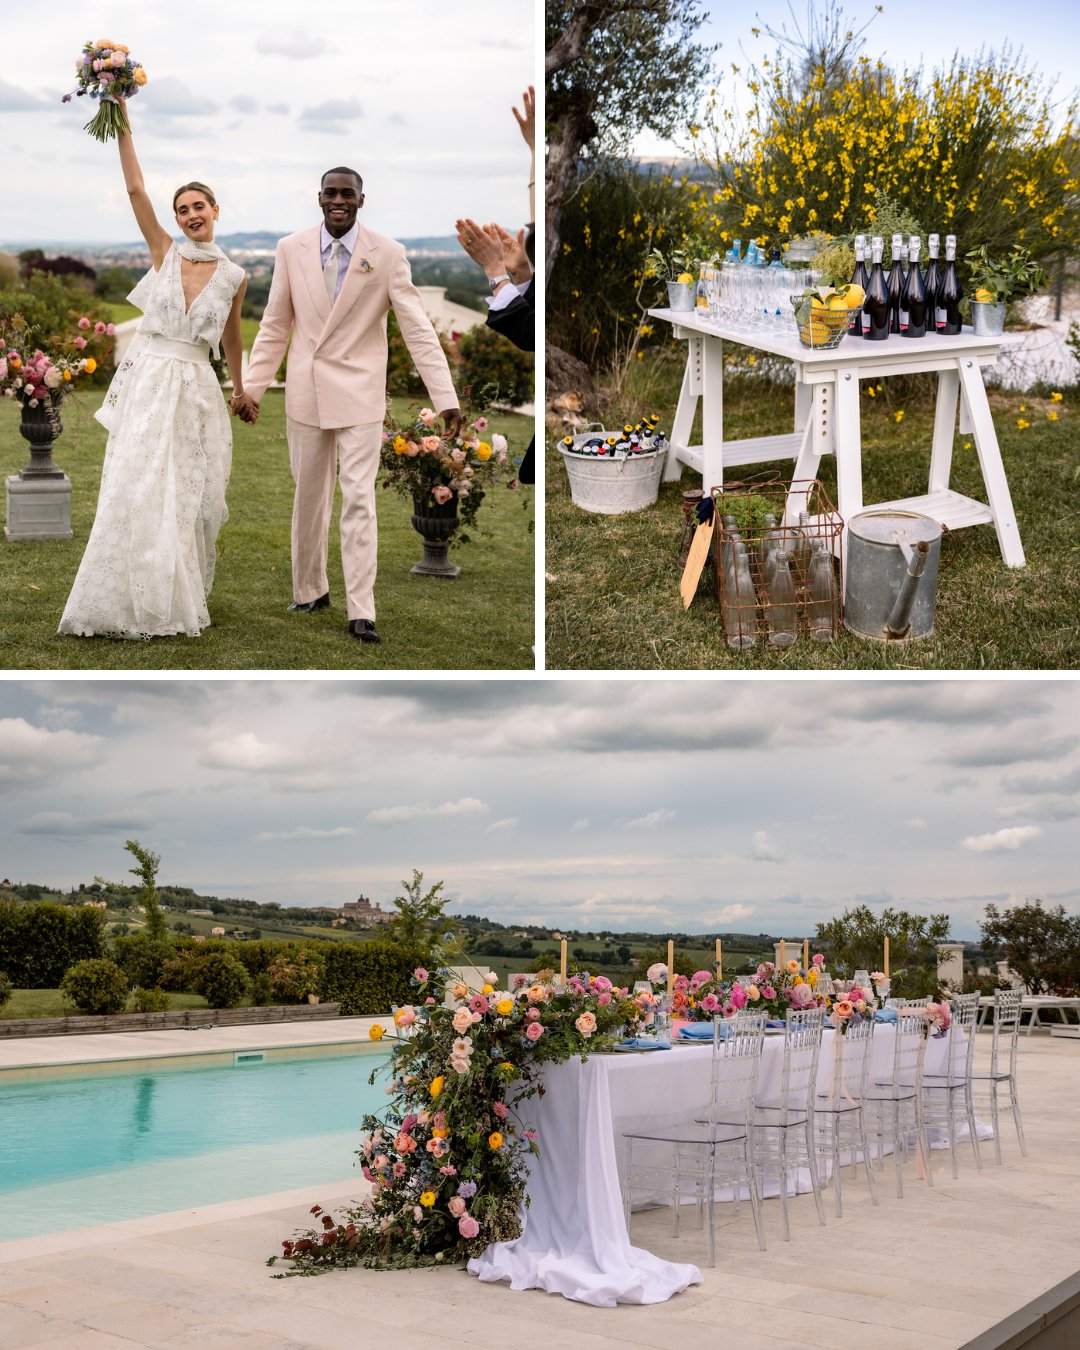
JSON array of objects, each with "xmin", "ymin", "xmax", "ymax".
[
  {"xmin": 482, "ymin": 983, "xmax": 494, "ymax": 995},
  {"xmin": 496, "ymin": 998, "xmax": 513, "ymax": 1016},
  {"xmin": 476, "ymin": 443, "xmax": 493, "ymax": 461},
  {"xmin": 419, "ymin": 1191, "xmax": 436, "ymax": 1208},
  {"xmin": 498, "ymin": 1061, "xmax": 513, "ymax": 1073},
  {"xmin": 133, "ymin": 67, "xmax": 148, "ymax": 86},
  {"xmin": 432, "ymin": 1127, "xmax": 448, "ymax": 1139},
  {"xmin": 430, "ymin": 1075, "xmax": 445, "ymax": 1098},
  {"xmin": 368, "ymin": 1024, "xmax": 384, "ymax": 1041},
  {"xmin": 393, "ymin": 435, "xmax": 407, "ymax": 455},
  {"xmin": 63, "ymin": 369, "xmax": 72, "ymax": 381},
  {"xmin": 83, "ymin": 358, "xmax": 97, "ymax": 374},
  {"xmin": 488, "ymin": 1131, "xmax": 504, "ymax": 1150}
]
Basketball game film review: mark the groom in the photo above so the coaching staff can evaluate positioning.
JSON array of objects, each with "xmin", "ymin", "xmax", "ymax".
[{"xmin": 236, "ymin": 168, "xmax": 461, "ymax": 645}]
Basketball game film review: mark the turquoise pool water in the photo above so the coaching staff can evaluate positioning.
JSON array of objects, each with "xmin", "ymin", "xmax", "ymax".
[{"xmin": 0, "ymin": 1046, "xmax": 390, "ymax": 1242}]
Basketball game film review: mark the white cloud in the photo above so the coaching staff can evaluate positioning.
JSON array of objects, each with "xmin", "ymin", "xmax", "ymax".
[
  {"xmin": 0, "ymin": 718, "xmax": 103, "ymax": 790},
  {"xmin": 255, "ymin": 29, "xmax": 329, "ymax": 59},
  {"xmin": 0, "ymin": 79, "xmax": 47, "ymax": 111},
  {"xmin": 18, "ymin": 812, "xmax": 77, "ymax": 835},
  {"xmin": 256, "ymin": 826, "xmax": 355, "ymax": 841},
  {"xmin": 139, "ymin": 76, "xmax": 218, "ymax": 117},
  {"xmin": 571, "ymin": 818, "xmax": 590, "ymax": 831},
  {"xmin": 623, "ymin": 809, "xmax": 675, "ymax": 831},
  {"xmin": 717, "ymin": 903, "xmax": 755, "ymax": 924},
  {"xmin": 366, "ymin": 797, "xmax": 489, "ymax": 825},
  {"xmin": 486, "ymin": 818, "xmax": 518, "ymax": 834},
  {"xmin": 904, "ymin": 818, "xmax": 927, "ymax": 829},
  {"xmin": 961, "ymin": 826, "xmax": 1043, "ymax": 854},
  {"xmin": 198, "ymin": 733, "xmax": 298, "ymax": 772},
  {"xmin": 300, "ymin": 98, "xmax": 364, "ymax": 125},
  {"xmin": 751, "ymin": 830, "xmax": 785, "ymax": 863}
]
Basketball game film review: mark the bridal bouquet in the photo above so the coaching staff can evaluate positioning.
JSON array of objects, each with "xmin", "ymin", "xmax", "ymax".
[
  {"xmin": 271, "ymin": 964, "xmax": 642, "ymax": 1273},
  {"xmin": 380, "ymin": 407, "xmax": 516, "ymax": 536},
  {"xmin": 62, "ymin": 40, "xmax": 148, "ymax": 142}
]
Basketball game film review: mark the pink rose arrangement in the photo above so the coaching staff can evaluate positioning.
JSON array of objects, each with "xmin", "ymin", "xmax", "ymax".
[{"xmin": 62, "ymin": 40, "xmax": 148, "ymax": 142}]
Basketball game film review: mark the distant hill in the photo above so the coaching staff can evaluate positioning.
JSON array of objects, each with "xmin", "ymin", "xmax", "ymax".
[{"xmin": 1, "ymin": 233, "xmax": 463, "ymax": 257}]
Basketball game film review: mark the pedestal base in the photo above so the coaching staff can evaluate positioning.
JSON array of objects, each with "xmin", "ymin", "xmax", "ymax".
[{"xmin": 5, "ymin": 474, "xmax": 74, "ymax": 540}]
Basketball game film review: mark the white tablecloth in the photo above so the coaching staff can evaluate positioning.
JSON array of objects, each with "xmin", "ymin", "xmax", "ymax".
[{"xmin": 468, "ymin": 1025, "xmax": 973, "ymax": 1306}]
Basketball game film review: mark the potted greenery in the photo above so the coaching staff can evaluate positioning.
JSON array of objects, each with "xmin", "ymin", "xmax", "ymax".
[
  {"xmin": 964, "ymin": 245, "xmax": 1047, "ymax": 336},
  {"xmin": 643, "ymin": 242, "xmax": 701, "ymax": 312}
]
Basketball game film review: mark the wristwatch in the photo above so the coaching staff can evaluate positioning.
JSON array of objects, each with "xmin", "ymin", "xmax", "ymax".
[{"xmin": 487, "ymin": 273, "xmax": 511, "ymax": 290}]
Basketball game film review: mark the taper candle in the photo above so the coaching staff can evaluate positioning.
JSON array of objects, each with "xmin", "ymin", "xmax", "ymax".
[
  {"xmin": 667, "ymin": 940, "xmax": 674, "ymax": 996},
  {"xmin": 559, "ymin": 939, "xmax": 567, "ymax": 985},
  {"xmin": 716, "ymin": 938, "xmax": 723, "ymax": 981},
  {"xmin": 883, "ymin": 936, "xmax": 890, "ymax": 979},
  {"xmin": 803, "ymin": 938, "xmax": 809, "ymax": 971}
]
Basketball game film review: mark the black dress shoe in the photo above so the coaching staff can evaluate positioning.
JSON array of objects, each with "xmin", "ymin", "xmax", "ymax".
[
  {"xmin": 287, "ymin": 592, "xmax": 330, "ymax": 613},
  {"xmin": 349, "ymin": 619, "xmax": 380, "ymax": 644}
]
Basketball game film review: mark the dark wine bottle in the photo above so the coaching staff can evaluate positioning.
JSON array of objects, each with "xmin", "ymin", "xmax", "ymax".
[
  {"xmin": 863, "ymin": 236, "xmax": 890, "ymax": 341},
  {"xmin": 939, "ymin": 233, "xmax": 964, "ymax": 335},
  {"xmin": 923, "ymin": 234, "xmax": 942, "ymax": 334},
  {"xmin": 901, "ymin": 235, "xmax": 927, "ymax": 338},
  {"xmin": 886, "ymin": 233, "xmax": 905, "ymax": 334},
  {"xmin": 850, "ymin": 233, "xmax": 869, "ymax": 337}
]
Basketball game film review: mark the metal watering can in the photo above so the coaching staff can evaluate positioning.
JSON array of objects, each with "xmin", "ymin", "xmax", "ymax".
[{"xmin": 843, "ymin": 510, "xmax": 942, "ymax": 641}]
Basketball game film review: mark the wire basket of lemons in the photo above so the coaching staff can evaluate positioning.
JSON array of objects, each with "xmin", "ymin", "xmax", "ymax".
[{"xmin": 790, "ymin": 284, "xmax": 864, "ymax": 349}]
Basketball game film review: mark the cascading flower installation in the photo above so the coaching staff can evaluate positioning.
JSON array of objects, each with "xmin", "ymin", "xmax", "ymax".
[
  {"xmin": 269, "ymin": 965, "xmax": 642, "ymax": 1274},
  {"xmin": 62, "ymin": 40, "xmax": 148, "ymax": 142}
]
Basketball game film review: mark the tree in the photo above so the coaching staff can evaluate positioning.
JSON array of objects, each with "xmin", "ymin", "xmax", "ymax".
[
  {"xmin": 814, "ymin": 905, "xmax": 951, "ymax": 998},
  {"xmin": 980, "ymin": 900, "xmax": 1080, "ymax": 995},
  {"xmin": 385, "ymin": 870, "xmax": 456, "ymax": 954},
  {"xmin": 125, "ymin": 840, "xmax": 168, "ymax": 944},
  {"xmin": 545, "ymin": 0, "xmax": 715, "ymax": 275}
]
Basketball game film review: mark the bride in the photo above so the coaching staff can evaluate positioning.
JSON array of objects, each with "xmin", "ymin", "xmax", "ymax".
[{"xmin": 59, "ymin": 99, "xmax": 247, "ymax": 639}]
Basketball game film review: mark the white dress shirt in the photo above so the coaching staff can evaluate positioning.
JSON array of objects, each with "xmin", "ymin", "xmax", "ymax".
[
  {"xmin": 486, "ymin": 277, "xmax": 531, "ymax": 312},
  {"xmin": 320, "ymin": 221, "xmax": 359, "ymax": 303}
]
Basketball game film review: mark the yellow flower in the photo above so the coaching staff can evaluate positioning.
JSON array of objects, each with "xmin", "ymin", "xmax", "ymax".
[
  {"xmin": 432, "ymin": 1127, "xmax": 449, "ymax": 1139},
  {"xmin": 419, "ymin": 1191, "xmax": 436, "ymax": 1208},
  {"xmin": 963, "ymin": 441, "xmax": 973, "ymax": 449},
  {"xmin": 808, "ymin": 969, "xmax": 818, "ymax": 987},
  {"xmin": 498, "ymin": 1061, "xmax": 513, "ymax": 1073},
  {"xmin": 393, "ymin": 435, "xmax": 407, "ymax": 455},
  {"xmin": 496, "ymin": 998, "xmax": 513, "ymax": 1016},
  {"xmin": 747, "ymin": 354, "xmax": 756, "ymax": 365},
  {"xmin": 482, "ymin": 983, "xmax": 494, "ymax": 994},
  {"xmin": 867, "ymin": 386, "xmax": 876, "ymax": 397},
  {"xmin": 475, "ymin": 443, "xmax": 493, "ymax": 462},
  {"xmin": 488, "ymin": 1131, "xmax": 504, "ymax": 1150},
  {"xmin": 430, "ymin": 1075, "xmax": 445, "ymax": 1098},
  {"xmin": 368, "ymin": 1024, "xmax": 384, "ymax": 1041},
  {"xmin": 1047, "ymin": 411, "xmax": 1058, "ymax": 421},
  {"xmin": 894, "ymin": 410, "xmax": 905, "ymax": 423},
  {"xmin": 63, "ymin": 369, "xmax": 72, "ymax": 381},
  {"xmin": 1016, "ymin": 418, "xmax": 1030, "ymax": 430},
  {"xmin": 83, "ymin": 358, "xmax": 97, "ymax": 374},
  {"xmin": 1051, "ymin": 391, "xmax": 1063, "ymax": 401}
]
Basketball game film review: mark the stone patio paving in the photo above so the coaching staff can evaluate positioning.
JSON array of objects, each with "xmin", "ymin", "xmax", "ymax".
[{"xmin": 1, "ymin": 1031, "xmax": 1077, "ymax": 1349}]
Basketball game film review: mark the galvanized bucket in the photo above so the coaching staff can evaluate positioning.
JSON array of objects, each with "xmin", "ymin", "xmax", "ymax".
[
  {"xmin": 844, "ymin": 510, "xmax": 942, "ymax": 641},
  {"xmin": 558, "ymin": 427, "xmax": 667, "ymax": 515}
]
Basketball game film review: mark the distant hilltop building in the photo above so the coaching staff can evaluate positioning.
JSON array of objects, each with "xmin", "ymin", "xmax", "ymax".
[{"xmin": 340, "ymin": 894, "xmax": 392, "ymax": 926}]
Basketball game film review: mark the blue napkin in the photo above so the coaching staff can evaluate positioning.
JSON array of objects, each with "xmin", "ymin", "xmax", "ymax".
[
  {"xmin": 618, "ymin": 1037, "xmax": 672, "ymax": 1051},
  {"xmin": 766, "ymin": 1019, "xmax": 787, "ymax": 1029},
  {"xmin": 678, "ymin": 1023, "xmax": 716, "ymax": 1040},
  {"xmin": 875, "ymin": 1007, "xmax": 898, "ymax": 1023}
]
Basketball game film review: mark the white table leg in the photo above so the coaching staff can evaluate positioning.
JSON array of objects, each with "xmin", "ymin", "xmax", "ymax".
[
  {"xmin": 664, "ymin": 336, "xmax": 700, "ymax": 483},
  {"xmin": 833, "ymin": 371, "xmax": 863, "ymax": 573},
  {"xmin": 701, "ymin": 334, "xmax": 725, "ymax": 493},
  {"xmin": 957, "ymin": 358, "xmax": 1025, "ymax": 567},
  {"xmin": 928, "ymin": 366, "xmax": 960, "ymax": 493}
]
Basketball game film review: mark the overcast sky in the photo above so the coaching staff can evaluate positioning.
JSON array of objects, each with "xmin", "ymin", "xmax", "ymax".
[
  {"xmin": 0, "ymin": 0, "xmax": 534, "ymax": 246},
  {"xmin": 1, "ymin": 679, "xmax": 1076, "ymax": 940},
  {"xmin": 634, "ymin": 0, "xmax": 1076, "ymax": 156}
]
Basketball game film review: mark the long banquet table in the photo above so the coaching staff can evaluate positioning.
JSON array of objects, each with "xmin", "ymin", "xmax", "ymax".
[{"xmin": 468, "ymin": 1024, "xmax": 976, "ymax": 1307}]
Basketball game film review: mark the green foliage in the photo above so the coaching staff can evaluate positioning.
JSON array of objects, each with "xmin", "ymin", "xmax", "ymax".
[
  {"xmin": 60, "ymin": 958, "xmax": 130, "ymax": 1015},
  {"xmin": 192, "ymin": 951, "xmax": 251, "ymax": 1009},
  {"xmin": 980, "ymin": 899, "xmax": 1080, "ymax": 995},
  {"xmin": 0, "ymin": 900, "xmax": 106, "ymax": 987},
  {"xmin": 386, "ymin": 311, "xmax": 455, "ymax": 398},
  {"xmin": 865, "ymin": 191, "xmax": 925, "ymax": 249},
  {"xmin": 964, "ymin": 244, "xmax": 1048, "ymax": 304},
  {"xmin": 810, "ymin": 239, "xmax": 856, "ymax": 289},
  {"xmin": 814, "ymin": 905, "xmax": 951, "ymax": 997},
  {"xmin": 0, "ymin": 253, "xmax": 19, "ymax": 289},
  {"xmin": 129, "ymin": 985, "xmax": 171, "ymax": 1013},
  {"xmin": 0, "ymin": 271, "xmax": 95, "ymax": 345},
  {"xmin": 93, "ymin": 265, "xmax": 140, "ymax": 303},
  {"xmin": 125, "ymin": 839, "xmax": 168, "ymax": 944},
  {"xmin": 111, "ymin": 934, "xmax": 173, "ymax": 988},
  {"xmin": 264, "ymin": 950, "xmax": 323, "ymax": 1004},
  {"xmin": 385, "ymin": 871, "xmax": 454, "ymax": 954},
  {"xmin": 456, "ymin": 324, "xmax": 534, "ymax": 404},
  {"xmin": 320, "ymin": 940, "xmax": 426, "ymax": 1016},
  {"xmin": 0, "ymin": 970, "xmax": 12, "ymax": 1008}
]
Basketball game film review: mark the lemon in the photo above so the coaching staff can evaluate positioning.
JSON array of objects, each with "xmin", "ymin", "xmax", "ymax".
[
  {"xmin": 810, "ymin": 295, "xmax": 827, "ymax": 310},
  {"xmin": 826, "ymin": 293, "xmax": 850, "ymax": 311},
  {"xmin": 843, "ymin": 284, "xmax": 865, "ymax": 309},
  {"xmin": 975, "ymin": 287, "xmax": 994, "ymax": 303},
  {"xmin": 676, "ymin": 272, "xmax": 694, "ymax": 285}
]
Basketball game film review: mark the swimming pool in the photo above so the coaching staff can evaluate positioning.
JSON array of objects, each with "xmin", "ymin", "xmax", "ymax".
[{"xmin": 0, "ymin": 1044, "xmax": 390, "ymax": 1242}]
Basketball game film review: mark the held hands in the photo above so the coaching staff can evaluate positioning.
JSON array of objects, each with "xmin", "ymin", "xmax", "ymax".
[
  {"xmin": 230, "ymin": 392, "xmax": 260, "ymax": 424},
  {"xmin": 512, "ymin": 86, "xmax": 535, "ymax": 151},
  {"xmin": 439, "ymin": 408, "xmax": 463, "ymax": 440}
]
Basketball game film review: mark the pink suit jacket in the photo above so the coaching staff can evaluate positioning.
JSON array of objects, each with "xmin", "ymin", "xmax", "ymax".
[{"xmin": 244, "ymin": 223, "xmax": 457, "ymax": 430}]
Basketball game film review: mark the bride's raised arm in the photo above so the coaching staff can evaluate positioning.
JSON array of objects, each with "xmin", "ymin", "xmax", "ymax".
[{"xmin": 114, "ymin": 100, "xmax": 172, "ymax": 269}]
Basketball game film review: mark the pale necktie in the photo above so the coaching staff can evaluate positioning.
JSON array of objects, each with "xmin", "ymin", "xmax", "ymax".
[{"xmin": 323, "ymin": 239, "xmax": 342, "ymax": 304}]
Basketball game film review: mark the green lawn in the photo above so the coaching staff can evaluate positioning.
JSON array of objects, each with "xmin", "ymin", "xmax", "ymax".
[
  {"xmin": 547, "ymin": 361, "xmax": 1080, "ymax": 670},
  {"xmin": 0, "ymin": 393, "xmax": 535, "ymax": 670},
  {"xmin": 2, "ymin": 988, "xmax": 210, "ymax": 1020}
]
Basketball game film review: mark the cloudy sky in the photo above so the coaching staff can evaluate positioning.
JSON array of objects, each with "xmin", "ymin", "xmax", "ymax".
[
  {"xmin": 1, "ymin": 0, "xmax": 534, "ymax": 245},
  {"xmin": 1, "ymin": 679, "xmax": 1076, "ymax": 939},
  {"xmin": 634, "ymin": 0, "xmax": 1076, "ymax": 155}
]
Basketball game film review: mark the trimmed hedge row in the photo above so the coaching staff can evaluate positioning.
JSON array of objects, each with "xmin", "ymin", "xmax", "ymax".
[
  {"xmin": 320, "ymin": 940, "xmax": 426, "ymax": 1015},
  {"xmin": 0, "ymin": 902, "xmax": 106, "ymax": 987}
]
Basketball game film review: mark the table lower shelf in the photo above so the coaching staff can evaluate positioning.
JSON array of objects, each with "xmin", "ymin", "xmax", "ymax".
[
  {"xmin": 862, "ymin": 488, "xmax": 994, "ymax": 531},
  {"xmin": 668, "ymin": 431, "xmax": 806, "ymax": 476}
]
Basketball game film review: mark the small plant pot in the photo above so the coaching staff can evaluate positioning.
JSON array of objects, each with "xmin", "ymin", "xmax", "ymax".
[
  {"xmin": 666, "ymin": 281, "xmax": 695, "ymax": 312},
  {"xmin": 971, "ymin": 300, "xmax": 1007, "ymax": 336},
  {"xmin": 306, "ymin": 993, "xmax": 320, "ymax": 1005}
]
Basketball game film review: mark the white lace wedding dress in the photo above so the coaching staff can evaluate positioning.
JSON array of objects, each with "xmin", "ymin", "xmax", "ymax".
[{"xmin": 59, "ymin": 243, "xmax": 245, "ymax": 638}]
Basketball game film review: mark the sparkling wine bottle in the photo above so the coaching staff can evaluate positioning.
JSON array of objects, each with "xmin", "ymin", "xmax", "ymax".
[
  {"xmin": 886, "ymin": 234, "xmax": 905, "ymax": 333},
  {"xmin": 850, "ymin": 235, "xmax": 869, "ymax": 337},
  {"xmin": 901, "ymin": 235, "xmax": 927, "ymax": 338},
  {"xmin": 862, "ymin": 236, "xmax": 890, "ymax": 341},
  {"xmin": 923, "ymin": 234, "xmax": 942, "ymax": 334},
  {"xmin": 939, "ymin": 234, "xmax": 964, "ymax": 335}
]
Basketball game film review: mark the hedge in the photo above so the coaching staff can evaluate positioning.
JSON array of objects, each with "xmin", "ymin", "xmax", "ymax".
[
  {"xmin": 0, "ymin": 901, "xmax": 106, "ymax": 987},
  {"xmin": 319, "ymin": 940, "xmax": 427, "ymax": 1016}
]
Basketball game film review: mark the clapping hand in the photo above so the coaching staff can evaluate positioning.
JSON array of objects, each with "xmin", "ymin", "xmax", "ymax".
[
  {"xmin": 488, "ymin": 224, "xmax": 531, "ymax": 284},
  {"xmin": 455, "ymin": 217, "xmax": 504, "ymax": 275},
  {"xmin": 512, "ymin": 86, "xmax": 535, "ymax": 150}
]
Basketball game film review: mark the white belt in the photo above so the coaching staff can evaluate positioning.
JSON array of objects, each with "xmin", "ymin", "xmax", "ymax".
[{"xmin": 144, "ymin": 333, "xmax": 211, "ymax": 363}]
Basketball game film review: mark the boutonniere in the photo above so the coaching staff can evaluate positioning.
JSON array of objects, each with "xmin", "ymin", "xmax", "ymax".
[{"xmin": 357, "ymin": 258, "xmax": 374, "ymax": 273}]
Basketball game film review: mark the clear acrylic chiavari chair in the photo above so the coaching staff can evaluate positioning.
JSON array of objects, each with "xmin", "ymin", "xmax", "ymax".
[
  {"xmin": 970, "ymin": 988, "xmax": 1027, "ymax": 1164},
  {"xmin": 864, "ymin": 1009, "xmax": 932, "ymax": 1195},
  {"xmin": 921, "ymin": 991, "xmax": 983, "ymax": 1178},
  {"xmin": 814, "ymin": 1015, "xmax": 879, "ymax": 1217}
]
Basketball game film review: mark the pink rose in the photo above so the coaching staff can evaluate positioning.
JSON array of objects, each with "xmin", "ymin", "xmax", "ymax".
[
  {"xmin": 395, "ymin": 1007, "xmax": 416, "ymax": 1027},
  {"xmin": 646, "ymin": 963, "xmax": 667, "ymax": 984},
  {"xmin": 448, "ymin": 1196, "xmax": 467, "ymax": 1217},
  {"xmin": 593, "ymin": 976, "xmax": 612, "ymax": 992},
  {"xmin": 525, "ymin": 1006, "xmax": 541, "ymax": 1022},
  {"xmin": 458, "ymin": 1216, "xmax": 480, "ymax": 1239},
  {"xmin": 525, "ymin": 1022, "xmax": 544, "ymax": 1041},
  {"xmin": 431, "ymin": 485, "xmax": 453, "ymax": 504},
  {"xmin": 699, "ymin": 993, "xmax": 720, "ymax": 1012},
  {"xmin": 674, "ymin": 975, "xmax": 690, "ymax": 992},
  {"xmin": 420, "ymin": 435, "xmax": 442, "ymax": 452},
  {"xmin": 492, "ymin": 432, "xmax": 507, "ymax": 453},
  {"xmin": 813, "ymin": 953, "xmax": 825, "ymax": 967},
  {"xmin": 418, "ymin": 408, "xmax": 436, "ymax": 426},
  {"xmin": 425, "ymin": 996, "xmax": 435, "ymax": 1005},
  {"xmin": 598, "ymin": 991, "xmax": 611, "ymax": 1006},
  {"xmin": 575, "ymin": 1012, "xmax": 597, "ymax": 1037},
  {"xmin": 105, "ymin": 323, "xmax": 115, "ymax": 335},
  {"xmin": 0, "ymin": 359, "xmax": 6, "ymax": 381},
  {"xmin": 763, "ymin": 986, "xmax": 777, "ymax": 1000},
  {"xmin": 730, "ymin": 982, "xmax": 748, "ymax": 1010},
  {"xmin": 404, "ymin": 440, "xmax": 420, "ymax": 457},
  {"xmin": 452, "ymin": 1007, "xmax": 473, "ymax": 1034},
  {"xmin": 74, "ymin": 337, "xmax": 87, "ymax": 350},
  {"xmin": 77, "ymin": 316, "xmax": 91, "ymax": 330},
  {"xmin": 691, "ymin": 970, "xmax": 712, "ymax": 987},
  {"xmin": 394, "ymin": 1133, "xmax": 416, "ymax": 1154}
]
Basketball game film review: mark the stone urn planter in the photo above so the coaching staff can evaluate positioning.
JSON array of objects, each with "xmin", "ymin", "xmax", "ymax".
[
  {"xmin": 5, "ymin": 392, "xmax": 73, "ymax": 540},
  {"xmin": 410, "ymin": 494, "xmax": 461, "ymax": 579}
]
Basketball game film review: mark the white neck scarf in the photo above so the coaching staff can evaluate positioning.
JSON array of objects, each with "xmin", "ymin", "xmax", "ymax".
[{"xmin": 176, "ymin": 238, "xmax": 226, "ymax": 263}]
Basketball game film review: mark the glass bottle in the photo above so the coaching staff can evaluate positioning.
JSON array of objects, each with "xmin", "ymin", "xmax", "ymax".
[
  {"xmin": 862, "ymin": 237, "xmax": 890, "ymax": 341},
  {"xmin": 901, "ymin": 236, "xmax": 927, "ymax": 338},
  {"xmin": 724, "ymin": 545, "xmax": 756, "ymax": 649},
  {"xmin": 849, "ymin": 235, "xmax": 869, "ymax": 337},
  {"xmin": 807, "ymin": 543, "xmax": 839, "ymax": 642},
  {"xmin": 757, "ymin": 513, "xmax": 778, "ymax": 572},
  {"xmin": 695, "ymin": 264, "xmax": 709, "ymax": 313},
  {"xmin": 766, "ymin": 550, "xmax": 798, "ymax": 647},
  {"xmin": 939, "ymin": 234, "xmax": 964, "ymax": 335},
  {"xmin": 923, "ymin": 234, "xmax": 942, "ymax": 335},
  {"xmin": 793, "ymin": 510, "xmax": 814, "ymax": 578},
  {"xmin": 886, "ymin": 233, "xmax": 905, "ymax": 334}
]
